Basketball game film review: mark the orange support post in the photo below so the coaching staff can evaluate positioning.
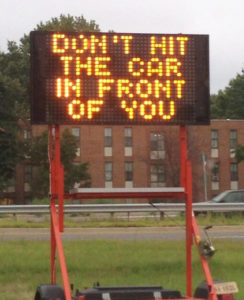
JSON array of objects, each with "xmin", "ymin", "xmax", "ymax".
[
  {"xmin": 192, "ymin": 216, "xmax": 218, "ymax": 300},
  {"xmin": 50, "ymin": 201, "xmax": 72, "ymax": 300},
  {"xmin": 48, "ymin": 125, "xmax": 70, "ymax": 298},
  {"xmin": 50, "ymin": 197, "xmax": 57, "ymax": 284},
  {"xmin": 180, "ymin": 126, "xmax": 187, "ymax": 188},
  {"xmin": 185, "ymin": 161, "xmax": 193, "ymax": 297},
  {"xmin": 180, "ymin": 126, "xmax": 193, "ymax": 297},
  {"xmin": 180, "ymin": 125, "xmax": 218, "ymax": 300}
]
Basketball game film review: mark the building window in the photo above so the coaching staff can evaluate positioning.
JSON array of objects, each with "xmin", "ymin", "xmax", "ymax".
[
  {"xmin": 211, "ymin": 162, "xmax": 219, "ymax": 182},
  {"xmin": 211, "ymin": 130, "xmax": 218, "ymax": 148},
  {"xmin": 125, "ymin": 128, "xmax": 132, "ymax": 147},
  {"xmin": 125, "ymin": 162, "xmax": 133, "ymax": 182},
  {"xmin": 104, "ymin": 128, "xmax": 112, "ymax": 157},
  {"xmin": 211, "ymin": 130, "xmax": 219, "ymax": 158},
  {"xmin": 72, "ymin": 128, "xmax": 80, "ymax": 157},
  {"xmin": 150, "ymin": 132, "xmax": 165, "ymax": 160},
  {"xmin": 104, "ymin": 128, "xmax": 112, "ymax": 147},
  {"xmin": 105, "ymin": 162, "xmax": 113, "ymax": 187},
  {"xmin": 125, "ymin": 128, "xmax": 132, "ymax": 156},
  {"xmin": 24, "ymin": 129, "xmax": 31, "ymax": 140},
  {"xmin": 24, "ymin": 165, "xmax": 32, "ymax": 192},
  {"xmin": 72, "ymin": 128, "xmax": 80, "ymax": 138},
  {"xmin": 3, "ymin": 177, "xmax": 15, "ymax": 193},
  {"xmin": 211, "ymin": 162, "xmax": 219, "ymax": 191},
  {"xmin": 230, "ymin": 130, "xmax": 237, "ymax": 149},
  {"xmin": 231, "ymin": 163, "xmax": 238, "ymax": 181},
  {"xmin": 150, "ymin": 165, "xmax": 166, "ymax": 187}
]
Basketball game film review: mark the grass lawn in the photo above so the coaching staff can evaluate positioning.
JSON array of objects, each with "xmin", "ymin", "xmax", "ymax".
[
  {"xmin": 0, "ymin": 239, "xmax": 243, "ymax": 300},
  {"xmin": 1, "ymin": 212, "xmax": 244, "ymax": 228}
]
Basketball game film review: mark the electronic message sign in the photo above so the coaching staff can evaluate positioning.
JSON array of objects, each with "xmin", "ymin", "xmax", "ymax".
[{"xmin": 30, "ymin": 31, "xmax": 210, "ymax": 125}]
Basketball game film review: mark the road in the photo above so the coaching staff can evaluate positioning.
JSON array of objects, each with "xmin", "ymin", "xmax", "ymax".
[{"xmin": 1, "ymin": 226, "xmax": 244, "ymax": 241}]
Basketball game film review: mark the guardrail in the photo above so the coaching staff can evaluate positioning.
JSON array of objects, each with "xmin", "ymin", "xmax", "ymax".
[{"xmin": 0, "ymin": 203, "xmax": 244, "ymax": 215}]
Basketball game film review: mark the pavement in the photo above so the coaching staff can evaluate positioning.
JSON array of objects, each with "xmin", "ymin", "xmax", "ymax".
[{"xmin": 1, "ymin": 226, "xmax": 244, "ymax": 241}]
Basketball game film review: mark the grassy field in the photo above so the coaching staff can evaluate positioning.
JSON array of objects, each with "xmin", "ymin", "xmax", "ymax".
[
  {"xmin": 0, "ymin": 239, "xmax": 243, "ymax": 300},
  {"xmin": 1, "ymin": 212, "xmax": 244, "ymax": 228}
]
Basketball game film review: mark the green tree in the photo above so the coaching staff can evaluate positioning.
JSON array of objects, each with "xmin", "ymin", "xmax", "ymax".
[
  {"xmin": 0, "ymin": 68, "xmax": 25, "ymax": 191},
  {"xmin": 35, "ymin": 14, "xmax": 100, "ymax": 32},
  {"xmin": 1, "ymin": 13, "xmax": 100, "ymax": 121},
  {"xmin": 31, "ymin": 129, "xmax": 91, "ymax": 199},
  {"xmin": 0, "ymin": 129, "xmax": 18, "ymax": 190},
  {"xmin": 211, "ymin": 70, "xmax": 244, "ymax": 164},
  {"xmin": 0, "ymin": 31, "xmax": 31, "ymax": 191},
  {"xmin": 234, "ymin": 145, "xmax": 244, "ymax": 164},
  {"xmin": 0, "ymin": 14, "xmax": 99, "ymax": 192},
  {"xmin": 60, "ymin": 129, "xmax": 91, "ymax": 191},
  {"xmin": 211, "ymin": 70, "xmax": 244, "ymax": 119}
]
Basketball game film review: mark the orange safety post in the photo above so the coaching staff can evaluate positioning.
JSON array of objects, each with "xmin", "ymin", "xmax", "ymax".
[
  {"xmin": 180, "ymin": 126, "xmax": 217, "ymax": 300},
  {"xmin": 180, "ymin": 125, "xmax": 193, "ymax": 297},
  {"xmin": 192, "ymin": 216, "xmax": 218, "ymax": 300},
  {"xmin": 50, "ymin": 197, "xmax": 57, "ymax": 284},
  {"xmin": 180, "ymin": 126, "xmax": 187, "ymax": 188},
  {"xmin": 185, "ymin": 160, "xmax": 193, "ymax": 297},
  {"xmin": 50, "ymin": 201, "xmax": 72, "ymax": 300},
  {"xmin": 49, "ymin": 125, "xmax": 71, "ymax": 299}
]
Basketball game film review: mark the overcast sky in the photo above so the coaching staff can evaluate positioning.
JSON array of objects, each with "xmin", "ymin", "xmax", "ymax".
[{"xmin": 0, "ymin": 0, "xmax": 244, "ymax": 94}]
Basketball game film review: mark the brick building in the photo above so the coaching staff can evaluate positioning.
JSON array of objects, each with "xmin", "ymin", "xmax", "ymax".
[{"xmin": 3, "ymin": 119, "xmax": 244, "ymax": 204}]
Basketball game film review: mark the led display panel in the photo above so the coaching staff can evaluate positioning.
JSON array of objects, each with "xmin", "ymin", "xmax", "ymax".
[{"xmin": 30, "ymin": 31, "xmax": 210, "ymax": 125}]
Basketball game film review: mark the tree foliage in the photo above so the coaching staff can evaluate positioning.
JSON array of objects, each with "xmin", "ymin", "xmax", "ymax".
[
  {"xmin": 211, "ymin": 70, "xmax": 244, "ymax": 163},
  {"xmin": 0, "ymin": 26, "xmax": 30, "ymax": 191},
  {"xmin": 35, "ymin": 14, "xmax": 100, "ymax": 32},
  {"xmin": 31, "ymin": 129, "xmax": 91, "ymax": 199},
  {"xmin": 0, "ymin": 53, "xmax": 27, "ymax": 190},
  {"xmin": 234, "ymin": 145, "xmax": 244, "ymax": 164},
  {"xmin": 0, "ymin": 14, "xmax": 98, "ymax": 192},
  {"xmin": 211, "ymin": 70, "xmax": 244, "ymax": 119},
  {"xmin": 0, "ymin": 129, "xmax": 18, "ymax": 190},
  {"xmin": 0, "ymin": 14, "xmax": 100, "ymax": 121}
]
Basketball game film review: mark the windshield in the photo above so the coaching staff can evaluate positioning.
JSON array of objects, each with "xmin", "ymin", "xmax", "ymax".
[{"xmin": 210, "ymin": 191, "xmax": 230, "ymax": 202}]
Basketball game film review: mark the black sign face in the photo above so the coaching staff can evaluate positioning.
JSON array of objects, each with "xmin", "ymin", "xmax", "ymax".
[{"xmin": 30, "ymin": 31, "xmax": 210, "ymax": 125}]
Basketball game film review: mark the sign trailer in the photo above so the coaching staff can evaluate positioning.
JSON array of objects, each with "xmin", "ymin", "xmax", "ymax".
[{"xmin": 30, "ymin": 32, "xmax": 235, "ymax": 300}]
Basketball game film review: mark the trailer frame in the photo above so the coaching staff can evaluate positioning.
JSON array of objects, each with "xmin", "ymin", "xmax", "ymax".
[{"xmin": 48, "ymin": 124, "xmax": 218, "ymax": 300}]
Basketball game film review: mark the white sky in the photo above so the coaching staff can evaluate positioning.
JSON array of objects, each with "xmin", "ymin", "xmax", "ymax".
[{"xmin": 0, "ymin": 0, "xmax": 244, "ymax": 94}]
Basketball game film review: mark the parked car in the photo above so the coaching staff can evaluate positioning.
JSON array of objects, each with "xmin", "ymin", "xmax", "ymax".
[
  {"xmin": 208, "ymin": 190, "xmax": 244, "ymax": 204},
  {"xmin": 195, "ymin": 190, "xmax": 244, "ymax": 216}
]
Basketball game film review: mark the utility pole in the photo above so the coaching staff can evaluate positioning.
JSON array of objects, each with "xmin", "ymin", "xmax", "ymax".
[{"xmin": 201, "ymin": 152, "xmax": 208, "ymax": 201}]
